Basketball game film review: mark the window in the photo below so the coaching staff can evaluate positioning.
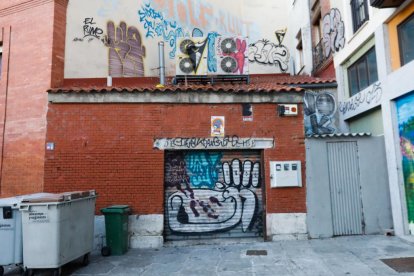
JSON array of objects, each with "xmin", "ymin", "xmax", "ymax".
[
  {"xmin": 348, "ymin": 47, "xmax": 378, "ymax": 96},
  {"xmin": 398, "ymin": 12, "xmax": 414, "ymax": 66},
  {"xmin": 295, "ymin": 30, "xmax": 304, "ymax": 74},
  {"xmin": 351, "ymin": 0, "xmax": 369, "ymax": 32}
]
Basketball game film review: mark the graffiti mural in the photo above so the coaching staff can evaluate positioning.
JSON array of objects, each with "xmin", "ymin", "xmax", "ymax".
[
  {"xmin": 73, "ymin": 18, "xmax": 105, "ymax": 43},
  {"xmin": 304, "ymin": 91, "xmax": 337, "ymax": 136},
  {"xmin": 396, "ymin": 92, "xmax": 414, "ymax": 234},
  {"xmin": 104, "ymin": 21, "xmax": 146, "ymax": 77},
  {"xmin": 138, "ymin": 3, "xmax": 189, "ymax": 59},
  {"xmin": 339, "ymin": 83, "xmax": 382, "ymax": 117},
  {"xmin": 138, "ymin": 2, "xmax": 219, "ymax": 73},
  {"xmin": 185, "ymin": 152, "xmax": 223, "ymax": 188},
  {"xmin": 165, "ymin": 151, "xmax": 263, "ymax": 237},
  {"xmin": 322, "ymin": 8, "xmax": 345, "ymax": 58},
  {"xmin": 248, "ymin": 30, "xmax": 290, "ymax": 72}
]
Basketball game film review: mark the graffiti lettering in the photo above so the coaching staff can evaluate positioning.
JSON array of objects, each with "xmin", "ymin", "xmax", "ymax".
[
  {"xmin": 162, "ymin": 136, "xmax": 256, "ymax": 150},
  {"xmin": 322, "ymin": 8, "xmax": 345, "ymax": 58},
  {"xmin": 104, "ymin": 21, "xmax": 146, "ymax": 77},
  {"xmin": 248, "ymin": 38, "xmax": 290, "ymax": 72},
  {"xmin": 83, "ymin": 18, "xmax": 104, "ymax": 39},
  {"xmin": 339, "ymin": 83, "xmax": 382, "ymax": 116},
  {"xmin": 138, "ymin": 3, "xmax": 189, "ymax": 59},
  {"xmin": 165, "ymin": 151, "xmax": 262, "ymax": 235},
  {"xmin": 304, "ymin": 91, "xmax": 337, "ymax": 136}
]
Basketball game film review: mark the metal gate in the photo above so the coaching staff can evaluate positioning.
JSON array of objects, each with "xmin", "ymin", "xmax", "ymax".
[
  {"xmin": 164, "ymin": 150, "xmax": 264, "ymax": 241},
  {"xmin": 327, "ymin": 142, "xmax": 364, "ymax": 236}
]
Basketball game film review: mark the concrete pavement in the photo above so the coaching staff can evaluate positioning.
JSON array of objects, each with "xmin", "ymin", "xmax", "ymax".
[{"xmin": 4, "ymin": 235, "xmax": 414, "ymax": 275}]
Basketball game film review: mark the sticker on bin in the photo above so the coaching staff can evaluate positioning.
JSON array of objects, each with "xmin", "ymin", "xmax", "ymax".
[
  {"xmin": 28, "ymin": 211, "xmax": 49, "ymax": 223},
  {"xmin": 0, "ymin": 223, "xmax": 12, "ymax": 229}
]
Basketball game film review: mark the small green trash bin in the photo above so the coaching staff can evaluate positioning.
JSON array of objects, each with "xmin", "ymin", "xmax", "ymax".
[{"xmin": 101, "ymin": 205, "xmax": 130, "ymax": 256}]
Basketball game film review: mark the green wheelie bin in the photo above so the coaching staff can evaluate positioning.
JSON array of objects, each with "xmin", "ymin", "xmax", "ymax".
[{"xmin": 100, "ymin": 205, "xmax": 130, "ymax": 256}]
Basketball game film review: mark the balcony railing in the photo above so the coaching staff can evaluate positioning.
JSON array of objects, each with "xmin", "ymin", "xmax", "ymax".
[{"xmin": 312, "ymin": 38, "xmax": 329, "ymax": 73}]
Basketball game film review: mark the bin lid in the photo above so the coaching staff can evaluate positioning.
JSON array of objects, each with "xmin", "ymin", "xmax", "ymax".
[
  {"xmin": 101, "ymin": 205, "xmax": 130, "ymax": 214},
  {"xmin": 21, "ymin": 190, "xmax": 96, "ymax": 203},
  {"xmin": 0, "ymin": 193, "xmax": 55, "ymax": 208}
]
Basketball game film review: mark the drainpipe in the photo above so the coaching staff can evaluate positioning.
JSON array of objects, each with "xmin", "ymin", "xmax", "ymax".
[{"xmin": 158, "ymin": 41, "xmax": 165, "ymax": 86}]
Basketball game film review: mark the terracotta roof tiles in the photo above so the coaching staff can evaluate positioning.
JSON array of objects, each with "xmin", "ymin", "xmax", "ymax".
[{"xmin": 49, "ymin": 74, "xmax": 336, "ymax": 94}]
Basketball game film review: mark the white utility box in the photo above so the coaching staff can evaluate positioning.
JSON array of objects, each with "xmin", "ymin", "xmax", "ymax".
[
  {"xmin": 270, "ymin": 161, "xmax": 302, "ymax": 188},
  {"xmin": 20, "ymin": 190, "xmax": 97, "ymax": 274}
]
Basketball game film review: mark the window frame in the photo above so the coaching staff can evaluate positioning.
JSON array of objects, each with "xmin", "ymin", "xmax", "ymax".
[
  {"xmin": 347, "ymin": 47, "xmax": 378, "ymax": 97},
  {"xmin": 397, "ymin": 12, "xmax": 414, "ymax": 66},
  {"xmin": 350, "ymin": 0, "xmax": 369, "ymax": 32}
]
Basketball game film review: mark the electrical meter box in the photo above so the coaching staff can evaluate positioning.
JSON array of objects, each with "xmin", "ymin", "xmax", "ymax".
[{"xmin": 270, "ymin": 161, "xmax": 302, "ymax": 188}]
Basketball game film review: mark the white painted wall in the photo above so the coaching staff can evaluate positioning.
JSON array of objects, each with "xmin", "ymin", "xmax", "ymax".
[
  {"xmin": 64, "ymin": 0, "xmax": 295, "ymax": 78},
  {"xmin": 287, "ymin": 0, "xmax": 312, "ymax": 75}
]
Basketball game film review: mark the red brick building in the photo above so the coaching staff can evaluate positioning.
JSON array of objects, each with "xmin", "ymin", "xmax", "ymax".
[
  {"xmin": 1, "ymin": 0, "xmax": 337, "ymax": 246},
  {"xmin": 0, "ymin": 0, "xmax": 67, "ymax": 197}
]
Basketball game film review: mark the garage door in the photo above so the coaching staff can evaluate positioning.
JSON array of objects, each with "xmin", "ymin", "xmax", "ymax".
[{"xmin": 164, "ymin": 150, "xmax": 264, "ymax": 241}]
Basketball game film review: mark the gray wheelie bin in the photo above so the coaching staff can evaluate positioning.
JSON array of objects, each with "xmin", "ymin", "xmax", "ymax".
[
  {"xmin": 0, "ymin": 193, "xmax": 55, "ymax": 276},
  {"xmin": 20, "ymin": 190, "xmax": 97, "ymax": 276},
  {"xmin": 0, "ymin": 196, "xmax": 22, "ymax": 276}
]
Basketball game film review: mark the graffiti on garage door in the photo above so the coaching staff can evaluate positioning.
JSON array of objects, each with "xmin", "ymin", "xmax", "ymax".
[{"xmin": 164, "ymin": 151, "xmax": 263, "ymax": 237}]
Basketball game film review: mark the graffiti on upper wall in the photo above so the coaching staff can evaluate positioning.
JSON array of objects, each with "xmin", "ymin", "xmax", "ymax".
[
  {"xmin": 73, "ymin": 18, "xmax": 105, "ymax": 43},
  {"xmin": 338, "ymin": 83, "xmax": 382, "ymax": 116},
  {"xmin": 322, "ymin": 8, "xmax": 345, "ymax": 58},
  {"xmin": 304, "ymin": 91, "xmax": 337, "ymax": 136},
  {"xmin": 396, "ymin": 92, "xmax": 414, "ymax": 233},
  {"xmin": 104, "ymin": 21, "xmax": 146, "ymax": 77},
  {"xmin": 150, "ymin": 0, "xmax": 244, "ymax": 35},
  {"xmin": 248, "ymin": 30, "xmax": 289, "ymax": 72},
  {"xmin": 138, "ymin": 2, "xmax": 220, "ymax": 71},
  {"xmin": 165, "ymin": 151, "xmax": 262, "ymax": 235},
  {"xmin": 138, "ymin": 3, "xmax": 190, "ymax": 59}
]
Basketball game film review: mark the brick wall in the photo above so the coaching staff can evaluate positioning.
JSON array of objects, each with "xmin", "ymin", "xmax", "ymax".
[
  {"xmin": 45, "ymin": 103, "xmax": 307, "ymax": 215},
  {"xmin": 0, "ymin": 0, "xmax": 67, "ymax": 197}
]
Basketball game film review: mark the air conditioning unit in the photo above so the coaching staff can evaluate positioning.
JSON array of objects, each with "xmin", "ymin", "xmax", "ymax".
[
  {"xmin": 215, "ymin": 36, "xmax": 249, "ymax": 75},
  {"xmin": 176, "ymin": 37, "xmax": 208, "ymax": 75}
]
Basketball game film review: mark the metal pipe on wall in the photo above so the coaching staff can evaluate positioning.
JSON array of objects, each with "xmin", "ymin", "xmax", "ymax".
[{"xmin": 158, "ymin": 41, "xmax": 165, "ymax": 86}]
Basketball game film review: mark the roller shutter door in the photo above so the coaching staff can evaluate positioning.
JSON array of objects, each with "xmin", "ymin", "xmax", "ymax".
[{"xmin": 164, "ymin": 150, "xmax": 264, "ymax": 241}]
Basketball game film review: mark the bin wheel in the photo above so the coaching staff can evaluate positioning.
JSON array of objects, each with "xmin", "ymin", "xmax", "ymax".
[
  {"xmin": 0, "ymin": 265, "xmax": 4, "ymax": 276},
  {"xmin": 82, "ymin": 253, "xmax": 90, "ymax": 266},
  {"xmin": 22, "ymin": 268, "xmax": 34, "ymax": 276},
  {"xmin": 52, "ymin": 268, "xmax": 61, "ymax": 276},
  {"xmin": 101, "ymin": 246, "xmax": 111, "ymax": 257}
]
